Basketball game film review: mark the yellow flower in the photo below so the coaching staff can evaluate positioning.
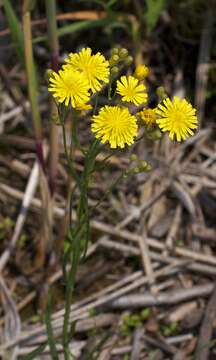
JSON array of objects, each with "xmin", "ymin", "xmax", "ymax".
[
  {"xmin": 64, "ymin": 48, "xmax": 110, "ymax": 93},
  {"xmin": 48, "ymin": 67, "xmax": 90, "ymax": 108},
  {"xmin": 91, "ymin": 106, "xmax": 138, "ymax": 148},
  {"xmin": 134, "ymin": 64, "xmax": 149, "ymax": 80},
  {"xmin": 156, "ymin": 96, "xmax": 198, "ymax": 141},
  {"xmin": 138, "ymin": 108, "xmax": 157, "ymax": 125},
  {"xmin": 116, "ymin": 76, "xmax": 147, "ymax": 106},
  {"xmin": 75, "ymin": 102, "xmax": 92, "ymax": 111}
]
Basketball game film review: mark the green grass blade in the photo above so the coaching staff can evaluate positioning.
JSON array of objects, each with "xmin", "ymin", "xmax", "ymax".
[
  {"xmin": 2, "ymin": 0, "xmax": 24, "ymax": 64},
  {"xmin": 33, "ymin": 18, "xmax": 120, "ymax": 44},
  {"xmin": 45, "ymin": 296, "xmax": 59, "ymax": 360},
  {"xmin": 145, "ymin": 0, "xmax": 166, "ymax": 35},
  {"xmin": 22, "ymin": 343, "xmax": 47, "ymax": 360}
]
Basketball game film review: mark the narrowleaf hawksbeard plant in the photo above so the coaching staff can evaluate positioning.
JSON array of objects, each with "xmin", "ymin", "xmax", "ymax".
[{"xmin": 47, "ymin": 47, "xmax": 198, "ymax": 356}]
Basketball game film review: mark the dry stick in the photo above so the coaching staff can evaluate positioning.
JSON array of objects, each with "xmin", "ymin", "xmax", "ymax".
[
  {"xmin": 0, "ymin": 11, "xmax": 107, "ymax": 37},
  {"xmin": 4, "ymin": 263, "xmax": 176, "ymax": 350},
  {"xmin": 1, "ymin": 183, "xmax": 216, "ymax": 267},
  {"xmin": 98, "ymin": 334, "xmax": 119, "ymax": 360},
  {"xmin": 0, "ymin": 161, "xmax": 39, "ymax": 272},
  {"xmin": 171, "ymin": 180, "xmax": 196, "ymax": 220},
  {"xmin": 99, "ymin": 237, "xmax": 216, "ymax": 277},
  {"xmin": 109, "ymin": 283, "xmax": 214, "ymax": 309},
  {"xmin": 195, "ymin": 283, "xmax": 216, "ymax": 360},
  {"xmin": 0, "ymin": 342, "xmax": 86, "ymax": 358},
  {"xmin": 13, "ymin": 314, "xmax": 117, "ymax": 348},
  {"xmin": 130, "ymin": 328, "xmax": 144, "ymax": 360},
  {"xmin": 164, "ymin": 204, "xmax": 182, "ymax": 253},
  {"xmin": 0, "ymin": 276, "xmax": 21, "ymax": 360},
  {"xmin": 138, "ymin": 221, "xmax": 156, "ymax": 289},
  {"xmin": 117, "ymin": 180, "xmax": 170, "ymax": 229},
  {"xmin": 0, "ymin": 105, "xmax": 24, "ymax": 125},
  {"xmin": 0, "ymin": 243, "xmax": 98, "ymax": 327},
  {"xmin": 195, "ymin": 3, "xmax": 214, "ymax": 127}
]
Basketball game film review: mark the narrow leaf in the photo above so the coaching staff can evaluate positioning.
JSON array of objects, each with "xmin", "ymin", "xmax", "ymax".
[{"xmin": 2, "ymin": 0, "xmax": 24, "ymax": 64}]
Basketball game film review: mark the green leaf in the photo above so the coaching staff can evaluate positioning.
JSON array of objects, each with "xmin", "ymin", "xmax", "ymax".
[
  {"xmin": 45, "ymin": 296, "xmax": 59, "ymax": 360},
  {"xmin": 145, "ymin": 0, "xmax": 166, "ymax": 35},
  {"xmin": 33, "ymin": 18, "xmax": 124, "ymax": 44},
  {"xmin": 22, "ymin": 342, "xmax": 47, "ymax": 360},
  {"xmin": 2, "ymin": 0, "xmax": 24, "ymax": 64}
]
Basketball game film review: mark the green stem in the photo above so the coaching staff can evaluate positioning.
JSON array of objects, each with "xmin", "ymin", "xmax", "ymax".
[
  {"xmin": 45, "ymin": 0, "xmax": 59, "ymax": 195},
  {"xmin": 22, "ymin": 0, "xmax": 45, "ymax": 171},
  {"xmin": 61, "ymin": 123, "xmax": 81, "ymax": 188}
]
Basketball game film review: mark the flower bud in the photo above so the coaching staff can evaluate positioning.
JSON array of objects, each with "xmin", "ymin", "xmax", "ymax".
[
  {"xmin": 111, "ymin": 47, "xmax": 119, "ymax": 55},
  {"xmin": 46, "ymin": 69, "xmax": 54, "ymax": 82},
  {"xmin": 130, "ymin": 154, "xmax": 137, "ymax": 161},
  {"xmin": 125, "ymin": 56, "xmax": 133, "ymax": 65},
  {"xmin": 146, "ymin": 129, "xmax": 162, "ymax": 140},
  {"xmin": 139, "ymin": 161, "xmax": 152, "ymax": 172},
  {"xmin": 111, "ymin": 66, "xmax": 119, "ymax": 75},
  {"xmin": 119, "ymin": 48, "xmax": 128, "ymax": 58},
  {"xmin": 157, "ymin": 86, "xmax": 167, "ymax": 101},
  {"xmin": 109, "ymin": 54, "xmax": 119, "ymax": 66},
  {"xmin": 134, "ymin": 64, "xmax": 149, "ymax": 80}
]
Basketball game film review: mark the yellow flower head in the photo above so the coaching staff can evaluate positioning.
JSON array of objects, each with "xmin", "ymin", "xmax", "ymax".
[
  {"xmin": 156, "ymin": 96, "xmax": 198, "ymax": 141},
  {"xmin": 75, "ymin": 102, "xmax": 92, "ymax": 112},
  {"xmin": 138, "ymin": 108, "xmax": 157, "ymax": 125},
  {"xmin": 116, "ymin": 75, "xmax": 147, "ymax": 106},
  {"xmin": 134, "ymin": 64, "xmax": 149, "ymax": 80},
  {"xmin": 48, "ymin": 67, "xmax": 90, "ymax": 108},
  {"xmin": 91, "ymin": 106, "xmax": 138, "ymax": 148},
  {"xmin": 64, "ymin": 48, "xmax": 110, "ymax": 93}
]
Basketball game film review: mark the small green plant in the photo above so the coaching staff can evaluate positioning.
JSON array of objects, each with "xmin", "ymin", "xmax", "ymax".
[
  {"xmin": 121, "ymin": 309, "xmax": 151, "ymax": 336},
  {"xmin": 161, "ymin": 321, "xmax": 179, "ymax": 337},
  {"xmin": 0, "ymin": 217, "xmax": 14, "ymax": 240}
]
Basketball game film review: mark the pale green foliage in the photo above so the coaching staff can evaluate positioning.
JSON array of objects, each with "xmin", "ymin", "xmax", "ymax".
[
  {"xmin": 2, "ymin": 0, "xmax": 24, "ymax": 64},
  {"xmin": 145, "ymin": 0, "xmax": 166, "ymax": 34}
]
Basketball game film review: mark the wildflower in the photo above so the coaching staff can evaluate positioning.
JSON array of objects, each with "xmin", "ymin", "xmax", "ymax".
[
  {"xmin": 91, "ymin": 106, "xmax": 138, "ymax": 148},
  {"xmin": 75, "ymin": 102, "xmax": 92, "ymax": 112},
  {"xmin": 64, "ymin": 48, "xmax": 110, "ymax": 93},
  {"xmin": 48, "ymin": 68, "xmax": 90, "ymax": 108},
  {"xmin": 134, "ymin": 64, "xmax": 149, "ymax": 80},
  {"xmin": 138, "ymin": 108, "xmax": 157, "ymax": 126},
  {"xmin": 156, "ymin": 96, "xmax": 198, "ymax": 141},
  {"xmin": 116, "ymin": 76, "xmax": 147, "ymax": 106}
]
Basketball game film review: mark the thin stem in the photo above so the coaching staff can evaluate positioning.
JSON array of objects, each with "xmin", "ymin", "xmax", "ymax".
[
  {"xmin": 61, "ymin": 123, "xmax": 80, "ymax": 187},
  {"xmin": 22, "ymin": 0, "xmax": 45, "ymax": 171},
  {"xmin": 45, "ymin": 0, "xmax": 59, "ymax": 195}
]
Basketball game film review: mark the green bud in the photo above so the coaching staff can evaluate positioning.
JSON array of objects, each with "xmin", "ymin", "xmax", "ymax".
[
  {"xmin": 125, "ymin": 56, "xmax": 133, "ymax": 66},
  {"xmin": 138, "ymin": 160, "xmax": 152, "ymax": 172},
  {"xmin": 111, "ymin": 66, "xmax": 119, "ymax": 75},
  {"xmin": 130, "ymin": 154, "xmax": 137, "ymax": 161},
  {"xmin": 45, "ymin": 69, "xmax": 54, "ymax": 82},
  {"xmin": 157, "ymin": 86, "xmax": 167, "ymax": 101},
  {"xmin": 119, "ymin": 48, "xmax": 128, "ymax": 58},
  {"xmin": 111, "ymin": 47, "xmax": 119, "ymax": 55},
  {"xmin": 146, "ymin": 129, "xmax": 162, "ymax": 140},
  {"xmin": 109, "ymin": 54, "xmax": 120, "ymax": 66},
  {"xmin": 133, "ymin": 167, "xmax": 140, "ymax": 174}
]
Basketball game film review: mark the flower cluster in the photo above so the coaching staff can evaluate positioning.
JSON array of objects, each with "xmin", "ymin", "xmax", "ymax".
[{"xmin": 48, "ymin": 47, "xmax": 198, "ymax": 148}]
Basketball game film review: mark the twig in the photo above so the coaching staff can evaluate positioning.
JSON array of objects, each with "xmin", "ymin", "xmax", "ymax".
[
  {"xmin": 195, "ymin": 3, "xmax": 214, "ymax": 126},
  {"xmin": 195, "ymin": 282, "xmax": 216, "ymax": 360},
  {"xmin": 109, "ymin": 283, "xmax": 214, "ymax": 309},
  {"xmin": 164, "ymin": 205, "xmax": 182, "ymax": 252},
  {"xmin": 131, "ymin": 328, "xmax": 144, "ymax": 360},
  {"xmin": 0, "ymin": 161, "xmax": 39, "ymax": 272},
  {"xmin": 0, "ymin": 276, "xmax": 21, "ymax": 360},
  {"xmin": 2, "ymin": 183, "xmax": 216, "ymax": 267}
]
